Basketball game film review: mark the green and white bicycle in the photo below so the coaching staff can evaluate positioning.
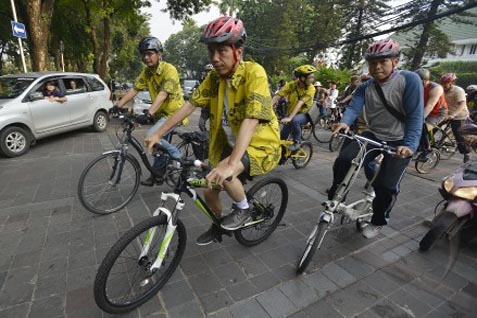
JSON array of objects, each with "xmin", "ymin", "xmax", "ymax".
[{"xmin": 94, "ymin": 145, "xmax": 288, "ymax": 314}]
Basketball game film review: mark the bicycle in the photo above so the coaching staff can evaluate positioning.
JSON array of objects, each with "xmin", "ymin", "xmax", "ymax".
[
  {"xmin": 279, "ymin": 139, "xmax": 313, "ymax": 169},
  {"xmin": 432, "ymin": 120, "xmax": 457, "ymax": 160},
  {"xmin": 93, "ymin": 146, "xmax": 288, "ymax": 314},
  {"xmin": 296, "ymin": 133, "xmax": 396, "ymax": 274},
  {"xmin": 77, "ymin": 111, "xmax": 200, "ymax": 215}
]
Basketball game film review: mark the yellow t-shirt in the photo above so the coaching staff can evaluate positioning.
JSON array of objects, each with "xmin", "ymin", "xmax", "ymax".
[
  {"xmin": 278, "ymin": 81, "xmax": 316, "ymax": 115},
  {"xmin": 190, "ymin": 61, "xmax": 281, "ymax": 176},
  {"xmin": 134, "ymin": 61, "xmax": 184, "ymax": 118}
]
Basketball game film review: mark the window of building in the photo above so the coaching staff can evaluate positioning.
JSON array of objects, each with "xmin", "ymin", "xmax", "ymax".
[
  {"xmin": 461, "ymin": 45, "xmax": 466, "ymax": 55},
  {"xmin": 470, "ymin": 44, "xmax": 477, "ymax": 55}
]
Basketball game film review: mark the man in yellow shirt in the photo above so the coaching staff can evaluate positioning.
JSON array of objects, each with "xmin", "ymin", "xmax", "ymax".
[
  {"xmin": 112, "ymin": 37, "xmax": 185, "ymax": 186},
  {"xmin": 272, "ymin": 65, "xmax": 316, "ymax": 150},
  {"xmin": 145, "ymin": 16, "xmax": 281, "ymax": 245}
]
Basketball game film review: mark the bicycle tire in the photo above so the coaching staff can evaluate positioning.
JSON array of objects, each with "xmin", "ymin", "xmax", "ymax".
[
  {"xmin": 78, "ymin": 152, "xmax": 140, "ymax": 214},
  {"xmin": 296, "ymin": 221, "xmax": 328, "ymax": 274},
  {"xmin": 301, "ymin": 123, "xmax": 312, "ymax": 140},
  {"xmin": 329, "ymin": 134, "xmax": 344, "ymax": 152},
  {"xmin": 176, "ymin": 140, "xmax": 195, "ymax": 161},
  {"xmin": 419, "ymin": 211, "xmax": 458, "ymax": 252},
  {"xmin": 234, "ymin": 177, "xmax": 288, "ymax": 247},
  {"xmin": 94, "ymin": 215, "xmax": 186, "ymax": 314},
  {"xmin": 312, "ymin": 124, "xmax": 332, "ymax": 143},
  {"xmin": 292, "ymin": 142, "xmax": 313, "ymax": 169},
  {"xmin": 414, "ymin": 148, "xmax": 440, "ymax": 174},
  {"xmin": 433, "ymin": 128, "xmax": 456, "ymax": 160}
]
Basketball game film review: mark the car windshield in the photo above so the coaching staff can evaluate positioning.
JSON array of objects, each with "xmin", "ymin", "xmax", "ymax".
[{"xmin": 0, "ymin": 77, "xmax": 35, "ymax": 99}]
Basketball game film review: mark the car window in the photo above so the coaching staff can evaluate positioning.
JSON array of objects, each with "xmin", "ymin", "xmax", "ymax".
[
  {"xmin": 0, "ymin": 77, "xmax": 35, "ymax": 99},
  {"xmin": 86, "ymin": 76, "xmax": 105, "ymax": 91},
  {"xmin": 62, "ymin": 78, "xmax": 87, "ymax": 95},
  {"xmin": 36, "ymin": 79, "xmax": 65, "ymax": 98}
]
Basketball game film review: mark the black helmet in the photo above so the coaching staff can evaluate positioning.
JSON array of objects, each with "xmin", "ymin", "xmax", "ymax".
[{"xmin": 138, "ymin": 37, "xmax": 163, "ymax": 53}]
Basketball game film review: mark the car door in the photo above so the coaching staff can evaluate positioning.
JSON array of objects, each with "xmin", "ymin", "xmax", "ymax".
[
  {"xmin": 61, "ymin": 77, "xmax": 91, "ymax": 126},
  {"xmin": 28, "ymin": 78, "xmax": 70, "ymax": 135}
]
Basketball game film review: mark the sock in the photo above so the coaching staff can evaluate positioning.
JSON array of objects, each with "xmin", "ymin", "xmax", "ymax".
[{"xmin": 235, "ymin": 198, "xmax": 249, "ymax": 210}]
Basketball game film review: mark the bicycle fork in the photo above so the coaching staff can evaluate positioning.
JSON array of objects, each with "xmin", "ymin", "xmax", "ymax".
[{"xmin": 139, "ymin": 193, "xmax": 185, "ymax": 273}]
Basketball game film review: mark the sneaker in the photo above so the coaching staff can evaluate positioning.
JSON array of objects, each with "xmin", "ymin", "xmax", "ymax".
[
  {"xmin": 289, "ymin": 143, "xmax": 300, "ymax": 152},
  {"xmin": 362, "ymin": 224, "xmax": 383, "ymax": 239},
  {"xmin": 196, "ymin": 224, "xmax": 219, "ymax": 246},
  {"xmin": 220, "ymin": 207, "xmax": 252, "ymax": 231},
  {"xmin": 464, "ymin": 154, "xmax": 470, "ymax": 163},
  {"xmin": 416, "ymin": 152, "xmax": 430, "ymax": 163},
  {"xmin": 140, "ymin": 175, "xmax": 163, "ymax": 187}
]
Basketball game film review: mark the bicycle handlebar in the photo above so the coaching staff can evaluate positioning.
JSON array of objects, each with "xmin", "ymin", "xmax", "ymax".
[{"xmin": 340, "ymin": 132, "xmax": 397, "ymax": 155}]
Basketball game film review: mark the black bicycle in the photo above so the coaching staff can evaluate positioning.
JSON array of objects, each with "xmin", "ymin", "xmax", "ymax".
[
  {"xmin": 77, "ymin": 111, "xmax": 203, "ymax": 215},
  {"xmin": 94, "ymin": 145, "xmax": 288, "ymax": 313}
]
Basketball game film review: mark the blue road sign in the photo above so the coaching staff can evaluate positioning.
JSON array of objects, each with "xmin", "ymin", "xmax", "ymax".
[{"xmin": 11, "ymin": 21, "xmax": 27, "ymax": 39}]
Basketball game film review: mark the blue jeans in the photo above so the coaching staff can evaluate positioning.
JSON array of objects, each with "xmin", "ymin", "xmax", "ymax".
[
  {"xmin": 146, "ymin": 117, "xmax": 181, "ymax": 173},
  {"xmin": 280, "ymin": 113, "xmax": 309, "ymax": 143}
]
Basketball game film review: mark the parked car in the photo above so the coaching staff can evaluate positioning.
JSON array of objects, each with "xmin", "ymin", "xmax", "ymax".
[
  {"xmin": 132, "ymin": 90, "xmax": 152, "ymax": 115},
  {"xmin": 181, "ymin": 79, "xmax": 200, "ymax": 99},
  {"xmin": 0, "ymin": 72, "xmax": 112, "ymax": 157}
]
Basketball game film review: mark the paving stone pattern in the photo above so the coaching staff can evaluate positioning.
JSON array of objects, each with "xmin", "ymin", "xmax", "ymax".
[{"xmin": 0, "ymin": 110, "xmax": 476, "ymax": 317}]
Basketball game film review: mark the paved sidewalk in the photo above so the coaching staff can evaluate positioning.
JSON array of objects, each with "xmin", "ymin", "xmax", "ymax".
[{"xmin": 0, "ymin": 110, "xmax": 476, "ymax": 318}]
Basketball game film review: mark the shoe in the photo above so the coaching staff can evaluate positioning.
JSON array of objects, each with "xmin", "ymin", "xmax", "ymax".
[
  {"xmin": 416, "ymin": 153, "xmax": 430, "ymax": 163},
  {"xmin": 196, "ymin": 224, "xmax": 219, "ymax": 246},
  {"xmin": 362, "ymin": 224, "xmax": 383, "ymax": 239},
  {"xmin": 289, "ymin": 143, "xmax": 300, "ymax": 152},
  {"xmin": 464, "ymin": 154, "xmax": 470, "ymax": 163},
  {"xmin": 221, "ymin": 207, "xmax": 252, "ymax": 231},
  {"xmin": 140, "ymin": 175, "xmax": 163, "ymax": 187}
]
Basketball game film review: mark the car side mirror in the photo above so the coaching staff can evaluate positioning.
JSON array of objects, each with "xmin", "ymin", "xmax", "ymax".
[{"xmin": 29, "ymin": 91, "xmax": 44, "ymax": 101}]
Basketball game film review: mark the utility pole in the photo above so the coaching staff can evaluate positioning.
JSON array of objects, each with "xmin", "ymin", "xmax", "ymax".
[{"xmin": 9, "ymin": 0, "xmax": 28, "ymax": 73}]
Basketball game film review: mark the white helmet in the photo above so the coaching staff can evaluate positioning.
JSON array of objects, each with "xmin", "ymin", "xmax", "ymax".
[
  {"xmin": 466, "ymin": 84, "xmax": 477, "ymax": 92},
  {"xmin": 313, "ymin": 81, "xmax": 322, "ymax": 87}
]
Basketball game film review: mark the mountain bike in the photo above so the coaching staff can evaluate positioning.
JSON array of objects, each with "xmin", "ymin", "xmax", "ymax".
[
  {"xmin": 432, "ymin": 120, "xmax": 457, "ymax": 160},
  {"xmin": 77, "ymin": 112, "xmax": 201, "ymax": 215},
  {"xmin": 296, "ymin": 133, "xmax": 396, "ymax": 274},
  {"xmin": 93, "ymin": 147, "xmax": 288, "ymax": 314},
  {"xmin": 279, "ymin": 139, "xmax": 313, "ymax": 169}
]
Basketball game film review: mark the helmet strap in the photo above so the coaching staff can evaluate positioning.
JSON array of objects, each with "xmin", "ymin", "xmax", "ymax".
[{"xmin": 222, "ymin": 43, "xmax": 240, "ymax": 78}]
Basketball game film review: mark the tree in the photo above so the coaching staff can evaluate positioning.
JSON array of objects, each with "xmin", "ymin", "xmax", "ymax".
[{"xmin": 214, "ymin": 0, "xmax": 240, "ymax": 16}]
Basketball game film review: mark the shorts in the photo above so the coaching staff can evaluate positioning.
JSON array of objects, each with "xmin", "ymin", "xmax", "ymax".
[{"xmin": 220, "ymin": 145, "xmax": 252, "ymax": 182}]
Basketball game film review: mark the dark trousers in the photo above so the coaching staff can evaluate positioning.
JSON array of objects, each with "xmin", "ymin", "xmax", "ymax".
[
  {"xmin": 450, "ymin": 119, "xmax": 470, "ymax": 155},
  {"xmin": 328, "ymin": 131, "xmax": 411, "ymax": 226}
]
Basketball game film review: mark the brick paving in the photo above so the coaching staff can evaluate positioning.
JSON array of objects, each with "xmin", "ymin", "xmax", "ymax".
[{"xmin": 0, "ymin": 109, "xmax": 476, "ymax": 317}]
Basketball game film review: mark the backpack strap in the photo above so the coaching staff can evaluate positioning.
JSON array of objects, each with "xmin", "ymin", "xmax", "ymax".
[{"xmin": 374, "ymin": 82, "xmax": 406, "ymax": 123}]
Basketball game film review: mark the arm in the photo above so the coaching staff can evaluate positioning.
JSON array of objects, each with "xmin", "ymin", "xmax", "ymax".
[
  {"xmin": 448, "ymin": 101, "xmax": 467, "ymax": 118},
  {"xmin": 340, "ymin": 83, "xmax": 366, "ymax": 126},
  {"xmin": 282, "ymin": 101, "xmax": 305, "ymax": 123},
  {"xmin": 402, "ymin": 72, "xmax": 424, "ymax": 153},
  {"xmin": 116, "ymin": 88, "xmax": 138, "ymax": 108},
  {"xmin": 424, "ymin": 85, "xmax": 443, "ymax": 118},
  {"xmin": 147, "ymin": 91, "xmax": 168, "ymax": 115}
]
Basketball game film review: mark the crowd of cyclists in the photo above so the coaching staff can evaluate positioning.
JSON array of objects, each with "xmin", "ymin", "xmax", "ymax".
[{"xmin": 111, "ymin": 15, "xmax": 476, "ymax": 243}]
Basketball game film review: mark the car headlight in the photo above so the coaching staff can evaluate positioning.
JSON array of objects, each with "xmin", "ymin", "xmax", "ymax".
[{"xmin": 453, "ymin": 187, "xmax": 477, "ymax": 200}]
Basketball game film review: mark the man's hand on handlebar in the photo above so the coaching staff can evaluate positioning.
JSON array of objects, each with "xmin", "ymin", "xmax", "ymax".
[
  {"xmin": 395, "ymin": 146, "xmax": 413, "ymax": 159},
  {"xmin": 332, "ymin": 122, "xmax": 350, "ymax": 135},
  {"xmin": 145, "ymin": 134, "xmax": 162, "ymax": 154}
]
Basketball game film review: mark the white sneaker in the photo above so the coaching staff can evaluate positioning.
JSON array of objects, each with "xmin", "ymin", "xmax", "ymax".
[{"xmin": 362, "ymin": 224, "xmax": 383, "ymax": 239}]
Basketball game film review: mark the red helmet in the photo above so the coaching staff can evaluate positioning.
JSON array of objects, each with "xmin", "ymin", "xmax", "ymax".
[
  {"xmin": 440, "ymin": 73, "xmax": 457, "ymax": 83},
  {"xmin": 200, "ymin": 16, "xmax": 247, "ymax": 47},
  {"xmin": 365, "ymin": 39, "xmax": 400, "ymax": 60}
]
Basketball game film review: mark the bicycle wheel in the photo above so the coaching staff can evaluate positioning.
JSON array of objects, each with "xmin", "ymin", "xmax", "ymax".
[
  {"xmin": 94, "ymin": 215, "xmax": 186, "ymax": 314},
  {"xmin": 296, "ymin": 221, "xmax": 328, "ymax": 274},
  {"xmin": 312, "ymin": 123, "xmax": 332, "ymax": 143},
  {"xmin": 419, "ymin": 211, "xmax": 459, "ymax": 251},
  {"xmin": 234, "ymin": 177, "xmax": 288, "ymax": 247},
  {"xmin": 176, "ymin": 140, "xmax": 195, "ymax": 161},
  {"xmin": 433, "ymin": 128, "xmax": 456, "ymax": 160},
  {"xmin": 301, "ymin": 123, "xmax": 312, "ymax": 140},
  {"xmin": 414, "ymin": 148, "xmax": 440, "ymax": 174},
  {"xmin": 329, "ymin": 134, "xmax": 344, "ymax": 152},
  {"xmin": 78, "ymin": 152, "xmax": 140, "ymax": 214},
  {"xmin": 292, "ymin": 142, "xmax": 313, "ymax": 169}
]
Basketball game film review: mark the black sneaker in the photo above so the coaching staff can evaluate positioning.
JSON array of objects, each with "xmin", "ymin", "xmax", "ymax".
[
  {"xmin": 221, "ymin": 207, "xmax": 251, "ymax": 231},
  {"xmin": 140, "ymin": 175, "xmax": 163, "ymax": 187},
  {"xmin": 196, "ymin": 224, "xmax": 219, "ymax": 246}
]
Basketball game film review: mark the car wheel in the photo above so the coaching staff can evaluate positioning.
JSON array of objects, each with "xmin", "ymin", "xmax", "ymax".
[
  {"xmin": 93, "ymin": 111, "xmax": 108, "ymax": 132},
  {"xmin": 0, "ymin": 126, "xmax": 31, "ymax": 158}
]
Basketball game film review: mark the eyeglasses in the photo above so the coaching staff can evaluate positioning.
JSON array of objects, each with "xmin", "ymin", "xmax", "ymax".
[{"xmin": 142, "ymin": 52, "xmax": 157, "ymax": 59}]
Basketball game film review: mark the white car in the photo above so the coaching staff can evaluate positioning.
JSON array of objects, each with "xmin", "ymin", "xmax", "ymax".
[
  {"xmin": 132, "ymin": 90, "xmax": 152, "ymax": 115},
  {"xmin": 0, "ymin": 72, "xmax": 113, "ymax": 157},
  {"xmin": 182, "ymin": 79, "xmax": 199, "ymax": 99}
]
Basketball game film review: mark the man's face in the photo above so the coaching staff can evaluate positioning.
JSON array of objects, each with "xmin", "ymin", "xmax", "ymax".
[
  {"xmin": 141, "ymin": 50, "xmax": 160, "ymax": 67},
  {"xmin": 304, "ymin": 74, "xmax": 314, "ymax": 87},
  {"xmin": 368, "ymin": 57, "xmax": 398, "ymax": 81},
  {"xmin": 441, "ymin": 81, "xmax": 453, "ymax": 92},
  {"xmin": 208, "ymin": 44, "xmax": 242, "ymax": 76}
]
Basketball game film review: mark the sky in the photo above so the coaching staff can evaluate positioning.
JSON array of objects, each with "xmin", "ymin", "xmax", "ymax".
[{"xmin": 142, "ymin": 1, "xmax": 220, "ymax": 43}]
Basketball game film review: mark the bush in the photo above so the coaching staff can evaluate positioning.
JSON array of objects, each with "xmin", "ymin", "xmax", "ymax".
[{"xmin": 429, "ymin": 61, "xmax": 477, "ymax": 88}]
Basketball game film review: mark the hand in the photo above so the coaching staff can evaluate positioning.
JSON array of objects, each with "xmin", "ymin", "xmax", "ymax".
[
  {"xmin": 395, "ymin": 146, "xmax": 413, "ymax": 159},
  {"xmin": 281, "ymin": 117, "xmax": 292, "ymax": 124},
  {"xmin": 109, "ymin": 105, "xmax": 120, "ymax": 114},
  {"xmin": 331, "ymin": 122, "xmax": 350, "ymax": 135},
  {"xmin": 205, "ymin": 161, "xmax": 236, "ymax": 188},
  {"xmin": 144, "ymin": 134, "xmax": 162, "ymax": 154},
  {"xmin": 136, "ymin": 113, "xmax": 152, "ymax": 125}
]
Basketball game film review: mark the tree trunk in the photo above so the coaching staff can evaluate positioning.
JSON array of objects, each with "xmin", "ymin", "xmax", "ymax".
[
  {"xmin": 25, "ymin": 0, "xmax": 56, "ymax": 71},
  {"xmin": 410, "ymin": 0, "xmax": 442, "ymax": 70},
  {"xmin": 98, "ymin": 16, "xmax": 111, "ymax": 79},
  {"xmin": 82, "ymin": 0, "xmax": 100, "ymax": 74}
]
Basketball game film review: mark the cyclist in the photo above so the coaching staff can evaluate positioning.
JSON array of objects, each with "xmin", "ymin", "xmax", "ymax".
[
  {"xmin": 441, "ymin": 73, "xmax": 471, "ymax": 163},
  {"xmin": 111, "ymin": 36, "xmax": 186, "ymax": 186},
  {"xmin": 313, "ymin": 81, "xmax": 329, "ymax": 121},
  {"xmin": 272, "ymin": 65, "xmax": 316, "ymax": 150},
  {"xmin": 330, "ymin": 39, "xmax": 423, "ymax": 239},
  {"xmin": 144, "ymin": 16, "xmax": 281, "ymax": 245},
  {"xmin": 466, "ymin": 85, "xmax": 477, "ymax": 121},
  {"xmin": 326, "ymin": 82, "xmax": 340, "ymax": 120}
]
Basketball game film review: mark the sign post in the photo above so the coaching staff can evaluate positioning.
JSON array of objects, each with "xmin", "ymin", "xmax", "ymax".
[{"xmin": 9, "ymin": 0, "xmax": 27, "ymax": 73}]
